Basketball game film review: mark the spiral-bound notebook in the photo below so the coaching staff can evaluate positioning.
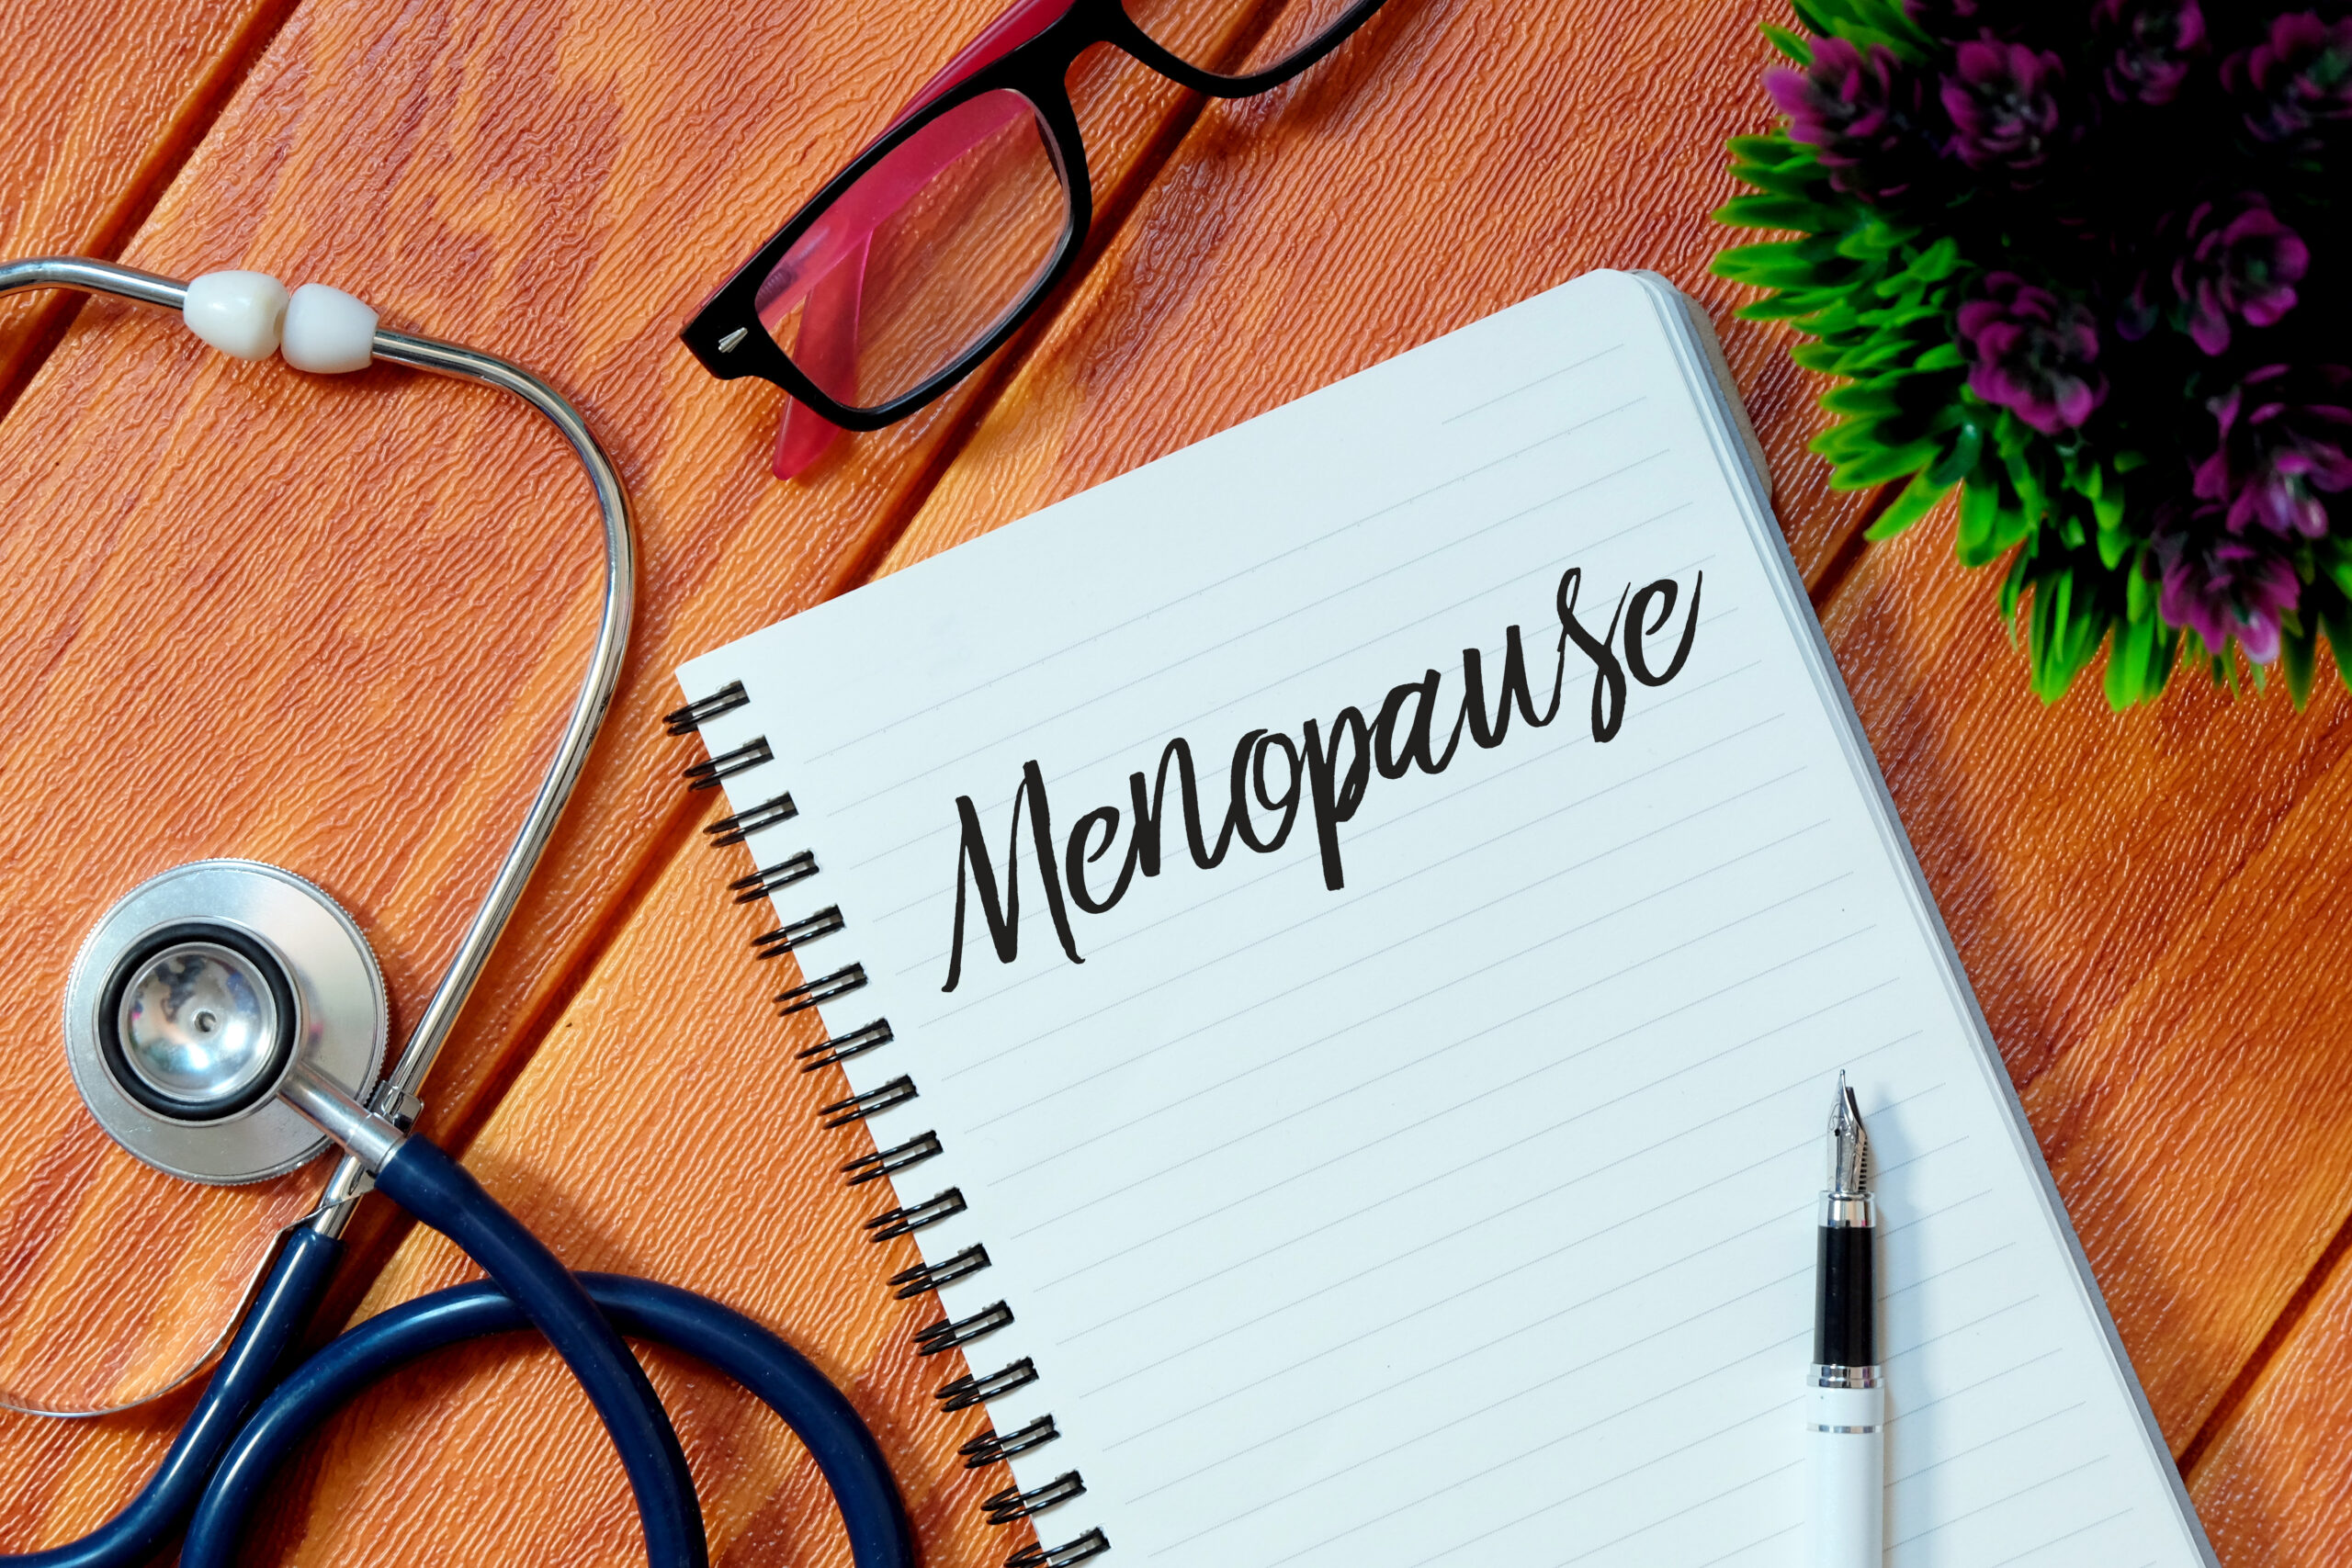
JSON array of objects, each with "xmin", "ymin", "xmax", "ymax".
[{"xmin": 670, "ymin": 272, "xmax": 2215, "ymax": 1568}]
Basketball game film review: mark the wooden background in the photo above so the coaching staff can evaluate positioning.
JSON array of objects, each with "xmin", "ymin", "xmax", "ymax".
[{"xmin": 0, "ymin": 0, "xmax": 2345, "ymax": 1562}]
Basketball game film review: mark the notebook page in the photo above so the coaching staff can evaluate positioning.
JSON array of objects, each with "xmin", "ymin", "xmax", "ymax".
[{"xmin": 680, "ymin": 271, "xmax": 2211, "ymax": 1568}]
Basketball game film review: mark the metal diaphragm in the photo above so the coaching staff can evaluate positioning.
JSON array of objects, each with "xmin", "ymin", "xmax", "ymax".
[{"xmin": 64, "ymin": 861, "xmax": 387, "ymax": 1185}]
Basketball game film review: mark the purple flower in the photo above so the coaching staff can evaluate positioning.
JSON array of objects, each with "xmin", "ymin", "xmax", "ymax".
[
  {"xmin": 2126, "ymin": 197, "xmax": 2310, "ymax": 354},
  {"xmin": 2154, "ymin": 517, "xmax": 2301, "ymax": 663},
  {"xmin": 1765, "ymin": 39, "xmax": 1928, "ymax": 202},
  {"xmin": 2093, "ymin": 0, "xmax": 2206, "ymax": 107},
  {"xmin": 1956, "ymin": 274, "xmax": 2108, "ymax": 435},
  {"xmin": 1941, "ymin": 39, "xmax": 2076, "ymax": 177},
  {"xmin": 2225, "ymin": 11, "xmax": 2352, "ymax": 148},
  {"xmin": 2173, "ymin": 198, "xmax": 2309, "ymax": 355},
  {"xmin": 2191, "ymin": 366, "xmax": 2352, "ymax": 539}
]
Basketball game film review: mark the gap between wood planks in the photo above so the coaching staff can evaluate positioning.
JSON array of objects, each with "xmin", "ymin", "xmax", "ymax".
[
  {"xmin": 40, "ymin": 0, "xmax": 2334, "ymax": 1475},
  {"xmin": 301, "ymin": 38, "xmax": 1263, "ymax": 1338},
  {"xmin": 0, "ymin": 0, "xmax": 306, "ymax": 426}
]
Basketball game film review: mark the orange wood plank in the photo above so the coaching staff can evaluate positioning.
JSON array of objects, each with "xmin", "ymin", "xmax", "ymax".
[
  {"xmin": 240, "ymin": 835, "xmax": 1012, "ymax": 1568},
  {"xmin": 0, "ymin": 0, "xmax": 1287, "ymax": 1540},
  {"xmin": 2185, "ymin": 1240, "xmax": 2352, "ymax": 1566},
  {"xmin": 238, "ymin": 4, "xmax": 1902, "ymax": 1567},
  {"xmin": 880, "ymin": 0, "xmax": 1877, "ymax": 587},
  {"xmin": 0, "ymin": 0, "xmax": 297, "ymax": 411},
  {"xmin": 1817, "ymin": 517, "xmax": 2352, "ymax": 1483}
]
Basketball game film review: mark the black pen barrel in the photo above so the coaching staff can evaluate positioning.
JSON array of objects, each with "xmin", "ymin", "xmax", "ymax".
[{"xmin": 1814, "ymin": 1220, "xmax": 1876, "ymax": 1369}]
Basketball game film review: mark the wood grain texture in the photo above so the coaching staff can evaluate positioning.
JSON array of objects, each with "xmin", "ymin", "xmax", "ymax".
[
  {"xmin": 239, "ymin": 832, "xmax": 1012, "ymax": 1568},
  {"xmin": 1819, "ymin": 514, "xmax": 2352, "ymax": 1462},
  {"xmin": 0, "ymin": 0, "xmax": 296, "ymax": 412},
  {"xmin": 6, "ymin": 0, "xmax": 2345, "ymax": 1557},
  {"xmin": 0, "ymin": 0, "xmax": 1263, "ymax": 1439},
  {"xmin": 2187, "ymin": 1241, "xmax": 2352, "ymax": 1566},
  {"xmin": 232, "ymin": 4, "xmax": 1917, "ymax": 1566},
  {"xmin": 880, "ymin": 0, "xmax": 1879, "ymax": 588}
]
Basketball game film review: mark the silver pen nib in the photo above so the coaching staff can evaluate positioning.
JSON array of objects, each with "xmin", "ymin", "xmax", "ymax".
[{"xmin": 1829, "ymin": 1069, "xmax": 1873, "ymax": 1200}]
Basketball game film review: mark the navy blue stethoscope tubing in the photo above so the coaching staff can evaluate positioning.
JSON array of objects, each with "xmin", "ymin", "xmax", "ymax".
[{"xmin": 3, "ymin": 1139, "xmax": 915, "ymax": 1568}]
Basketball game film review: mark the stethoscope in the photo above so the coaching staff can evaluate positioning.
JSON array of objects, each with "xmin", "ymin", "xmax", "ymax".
[{"xmin": 0, "ymin": 258, "xmax": 914, "ymax": 1568}]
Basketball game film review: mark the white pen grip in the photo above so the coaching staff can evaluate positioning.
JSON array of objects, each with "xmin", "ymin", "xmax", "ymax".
[{"xmin": 1809, "ymin": 1383, "xmax": 1883, "ymax": 1568}]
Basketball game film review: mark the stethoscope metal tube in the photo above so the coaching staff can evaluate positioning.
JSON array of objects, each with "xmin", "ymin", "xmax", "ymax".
[
  {"xmin": 0, "ymin": 256, "xmax": 634, "ymax": 1235},
  {"xmin": 316, "ymin": 323, "xmax": 635, "ymax": 1232},
  {"xmin": 1, "ymin": 258, "xmax": 914, "ymax": 1568}
]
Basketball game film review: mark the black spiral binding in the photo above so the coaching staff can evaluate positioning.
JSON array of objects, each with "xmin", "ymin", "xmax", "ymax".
[{"xmin": 673, "ymin": 694, "xmax": 1105, "ymax": 1568}]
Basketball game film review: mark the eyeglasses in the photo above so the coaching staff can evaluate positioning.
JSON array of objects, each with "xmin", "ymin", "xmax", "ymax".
[{"xmin": 681, "ymin": 0, "xmax": 1391, "ymax": 479}]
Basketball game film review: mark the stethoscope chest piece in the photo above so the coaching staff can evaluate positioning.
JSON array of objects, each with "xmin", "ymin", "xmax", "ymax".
[{"xmin": 65, "ymin": 861, "xmax": 387, "ymax": 1185}]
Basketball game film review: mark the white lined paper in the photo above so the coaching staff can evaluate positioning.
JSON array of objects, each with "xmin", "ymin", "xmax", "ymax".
[{"xmin": 682, "ymin": 271, "xmax": 2213, "ymax": 1568}]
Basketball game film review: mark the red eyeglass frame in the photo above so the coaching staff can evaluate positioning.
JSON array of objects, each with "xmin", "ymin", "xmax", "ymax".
[{"xmin": 680, "ymin": 0, "xmax": 1391, "ymax": 478}]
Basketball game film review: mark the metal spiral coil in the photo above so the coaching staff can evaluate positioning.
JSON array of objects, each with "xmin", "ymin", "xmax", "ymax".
[
  {"xmin": 778, "ymin": 962, "xmax": 867, "ymax": 1016},
  {"xmin": 682, "ymin": 736, "xmax": 772, "ymax": 789},
  {"xmin": 1007, "ymin": 1529, "xmax": 1110, "ymax": 1568},
  {"xmin": 889, "ymin": 1244, "xmax": 991, "ymax": 1300},
  {"xmin": 865, "ymin": 1188, "xmax": 967, "ymax": 1242},
  {"xmin": 673, "ymin": 691, "xmax": 1098, "ymax": 1568},
  {"xmin": 960, "ymin": 1416, "xmax": 1059, "ymax": 1468},
  {"xmin": 662, "ymin": 681, "xmax": 749, "ymax": 735},
  {"xmin": 799, "ymin": 1019, "xmax": 896, "ymax": 1073},
  {"xmin": 844, "ymin": 1130, "xmax": 943, "ymax": 1186},
  {"xmin": 732, "ymin": 851, "xmax": 820, "ymax": 902},
  {"xmin": 916, "ymin": 1301, "xmax": 1014, "ymax": 1357},
  {"xmin": 937, "ymin": 1359, "xmax": 1039, "ymax": 1414},
  {"xmin": 706, "ymin": 792, "xmax": 797, "ymax": 847},
  {"xmin": 985, "ymin": 1472, "xmax": 1086, "ymax": 1525},
  {"xmin": 753, "ymin": 906, "xmax": 845, "ymax": 957},
  {"xmin": 819, "ymin": 1075, "xmax": 915, "ymax": 1128}
]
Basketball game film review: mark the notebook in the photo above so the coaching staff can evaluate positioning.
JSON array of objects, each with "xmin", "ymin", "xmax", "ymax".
[{"xmin": 670, "ymin": 271, "xmax": 2216, "ymax": 1568}]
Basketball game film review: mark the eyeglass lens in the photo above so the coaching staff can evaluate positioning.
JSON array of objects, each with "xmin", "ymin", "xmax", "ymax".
[
  {"xmin": 1121, "ymin": 0, "xmax": 1373, "ymax": 78},
  {"xmin": 754, "ymin": 87, "xmax": 1072, "ymax": 413}
]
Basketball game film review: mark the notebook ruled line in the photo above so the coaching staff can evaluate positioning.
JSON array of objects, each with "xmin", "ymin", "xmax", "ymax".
[
  {"xmin": 1123, "ymin": 1106, "xmax": 1981, "ymax": 1499},
  {"xmin": 1887, "ymin": 1455, "xmax": 2111, "ymax": 1552},
  {"xmin": 805, "ymin": 383, "xmax": 1647, "ymax": 770},
  {"xmin": 1030, "ymin": 896, "xmax": 1867, "ymax": 1303},
  {"xmin": 921, "ymin": 682, "xmax": 1781, "ymax": 1033},
  {"xmin": 945, "ymin": 760, "xmax": 1818, "ymax": 1121},
  {"xmin": 1103, "ymin": 1063, "xmax": 1946, "ymax": 1464},
  {"xmin": 677, "ymin": 271, "xmax": 2209, "ymax": 1568}
]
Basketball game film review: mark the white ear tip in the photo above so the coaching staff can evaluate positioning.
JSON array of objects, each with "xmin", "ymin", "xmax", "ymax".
[
  {"xmin": 182, "ymin": 270, "xmax": 288, "ymax": 360},
  {"xmin": 281, "ymin": 284, "xmax": 378, "ymax": 374}
]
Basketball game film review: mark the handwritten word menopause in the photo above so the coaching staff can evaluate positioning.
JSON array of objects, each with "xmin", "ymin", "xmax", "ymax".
[{"xmin": 942, "ymin": 567, "xmax": 1702, "ymax": 991}]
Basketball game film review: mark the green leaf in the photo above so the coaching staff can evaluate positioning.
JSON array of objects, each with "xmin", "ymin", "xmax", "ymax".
[
  {"xmin": 1998, "ymin": 541, "xmax": 2034, "ymax": 628},
  {"xmin": 1735, "ymin": 294, "xmax": 1831, "ymax": 323},
  {"xmin": 2127, "ymin": 547, "xmax": 2154, "ymax": 621},
  {"xmin": 1914, "ymin": 341, "xmax": 1965, "ymax": 372},
  {"xmin": 1726, "ymin": 159, "xmax": 1838, "ymax": 200},
  {"xmin": 1906, "ymin": 236, "xmax": 1964, "ymax": 283},
  {"xmin": 1866, "ymin": 468, "xmax": 1951, "ymax": 539},
  {"xmin": 1788, "ymin": 0, "xmax": 1838, "ymax": 36},
  {"xmin": 1820, "ymin": 379, "xmax": 1905, "ymax": 417},
  {"xmin": 1726, "ymin": 135, "xmax": 1810, "ymax": 167},
  {"xmin": 2323, "ymin": 546, "xmax": 2352, "ymax": 603},
  {"xmin": 1957, "ymin": 474, "xmax": 2001, "ymax": 568},
  {"xmin": 2282, "ymin": 613, "xmax": 2318, "ymax": 709},
  {"xmin": 1713, "ymin": 240, "xmax": 1843, "ymax": 288},
  {"xmin": 1759, "ymin": 22, "xmax": 1813, "ymax": 62},
  {"xmin": 1925, "ymin": 421, "xmax": 1982, "ymax": 488},
  {"xmin": 1833, "ymin": 436, "xmax": 1943, "ymax": 489},
  {"xmin": 2322, "ymin": 601, "xmax": 2352, "ymax": 690},
  {"xmin": 2105, "ymin": 611, "xmax": 2149, "ymax": 709},
  {"xmin": 2003, "ymin": 445, "xmax": 2047, "ymax": 526},
  {"xmin": 1991, "ymin": 408, "xmax": 2033, "ymax": 459},
  {"xmin": 1715, "ymin": 194, "xmax": 1848, "ymax": 232}
]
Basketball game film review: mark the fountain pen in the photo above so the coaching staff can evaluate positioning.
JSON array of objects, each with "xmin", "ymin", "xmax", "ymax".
[{"xmin": 1811, "ymin": 1072, "xmax": 1881, "ymax": 1567}]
